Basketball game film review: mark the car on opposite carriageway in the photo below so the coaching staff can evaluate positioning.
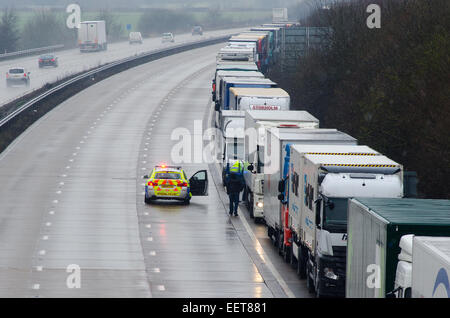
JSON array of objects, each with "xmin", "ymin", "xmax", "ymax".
[
  {"xmin": 6, "ymin": 67, "xmax": 30, "ymax": 87},
  {"xmin": 144, "ymin": 165, "xmax": 208, "ymax": 205}
]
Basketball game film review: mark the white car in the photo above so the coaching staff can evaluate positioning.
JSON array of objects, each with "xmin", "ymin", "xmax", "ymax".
[
  {"xmin": 161, "ymin": 32, "xmax": 175, "ymax": 43},
  {"xmin": 6, "ymin": 67, "xmax": 30, "ymax": 87}
]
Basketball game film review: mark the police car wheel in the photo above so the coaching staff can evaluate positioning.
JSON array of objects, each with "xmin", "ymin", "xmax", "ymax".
[
  {"xmin": 183, "ymin": 198, "xmax": 190, "ymax": 205},
  {"xmin": 144, "ymin": 197, "xmax": 152, "ymax": 204}
]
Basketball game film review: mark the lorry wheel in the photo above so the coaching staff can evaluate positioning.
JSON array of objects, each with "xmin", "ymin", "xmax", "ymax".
[
  {"xmin": 277, "ymin": 232, "xmax": 284, "ymax": 255},
  {"xmin": 267, "ymin": 226, "xmax": 273, "ymax": 239},
  {"xmin": 306, "ymin": 266, "xmax": 315, "ymax": 294},
  {"xmin": 297, "ymin": 249, "xmax": 307, "ymax": 279},
  {"xmin": 284, "ymin": 245, "xmax": 291, "ymax": 263},
  {"xmin": 290, "ymin": 252, "xmax": 297, "ymax": 269}
]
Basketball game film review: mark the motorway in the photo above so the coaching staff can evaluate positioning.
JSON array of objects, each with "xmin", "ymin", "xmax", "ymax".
[
  {"xmin": 0, "ymin": 27, "xmax": 245, "ymax": 107},
  {"xmin": 0, "ymin": 43, "xmax": 311, "ymax": 297}
]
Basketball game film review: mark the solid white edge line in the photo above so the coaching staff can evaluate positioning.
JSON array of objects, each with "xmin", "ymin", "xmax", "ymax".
[{"xmin": 207, "ymin": 102, "xmax": 295, "ymax": 298}]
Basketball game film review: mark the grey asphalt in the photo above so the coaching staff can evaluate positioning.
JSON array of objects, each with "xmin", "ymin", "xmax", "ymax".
[
  {"xmin": 0, "ymin": 27, "xmax": 246, "ymax": 107},
  {"xmin": 0, "ymin": 43, "xmax": 310, "ymax": 298}
]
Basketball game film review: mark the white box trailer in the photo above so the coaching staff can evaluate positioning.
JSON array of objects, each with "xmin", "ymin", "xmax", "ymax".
[
  {"xmin": 412, "ymin": 236, "xmax": 450, "ymax": 298},
  {"xmin": 293, "ymin": 152, "xmax": 403, "ymax": 297},
  {"xmin": 263, "ymin": 129, "xmax": 357, "ymax": 233},
  {"xmin": 217, "ymin": 110, "xmax": 246, "ymax": 183},
  {"xmin": 217, "ymin": 47, "xmax": 256, "ymax": 62},
  {"xmin": 273, "ymin": 8, "xmax": 288, "ymax": 23},
  {"xmin": 243, "ymin": 110, "xmax": 319, "ymax": 220},
  {"xmin": 220, "ymin": 78, "xmax": 277, "ymax": 111},
  {"xmin": 78, "ymin": 21, "xmax": 107, "ymax": 52},
  {"xmin": 212, "ymin": 62, "xmax": 259, "ymax": 107},
  {"xmin": 229, "ymin": 87, "xmax": 290, "ymax": 111},
  {"xmin": 213, "ymin": 70, "xmax": 264, "ymax": 107},
  {"xmin": 346, "ymin": 198, "xmax": 450, "ymax": 298}
]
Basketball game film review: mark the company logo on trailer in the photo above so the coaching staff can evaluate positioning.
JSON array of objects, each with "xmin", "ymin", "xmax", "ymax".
[
  {"xmin": 432, "ymin": 268, "xmax": 450, "ymax": 298},
  {"xmin": 250, "ymin": 105, "xmax": 280, "ymax": 110}
]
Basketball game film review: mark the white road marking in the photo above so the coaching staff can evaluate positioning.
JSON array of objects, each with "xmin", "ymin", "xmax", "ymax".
[
  {"xmin": 149, "ymin": 251, "xmax": 156, "ymax": 256},
  {"xmin": 147, "ymin": 237, "xmax": 153, "ymax": 242},
  {"xmin": 157, "ymin": 285, "xmax": 165, "ymax": 291},
  {"xmin": 45, "ymin": 222, "xmax": 51, "ymax": 227},
  {"xmin": 32, "ymin": 284, "xmax": 40, "ymax": 290},
  {"xmin": 42, "ymin": 236, "xmax": 49, "ymax": 240},
  {"xmin": 56, "ymin": 191, "xmax": 61, "ymax": 194},
  {"xmin": 36, "ymin": 266, "xmax": 43, "ymax": 272},
  {"xmin": 145, "ymin": 224, "xmax": 151, "ymax": 228},
  {"xmin": 49, "ymin": 211, "xmax": 55, "ymax": 215},
  {"xmin": 39, "ymin": 250, "xmax": 46, "ymax": 255},
  {"xmin": 52, "ymin": 200, "xmax": 58, "ymax": 204},
  {"xmin": 151, "ymin": 268, "xmax": 160, "ymax": 273}
]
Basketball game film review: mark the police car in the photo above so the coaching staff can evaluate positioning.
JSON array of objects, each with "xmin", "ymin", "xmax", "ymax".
[{"xmin": 144, "ymin": 165, "xmax": 208, "ymax": 204}]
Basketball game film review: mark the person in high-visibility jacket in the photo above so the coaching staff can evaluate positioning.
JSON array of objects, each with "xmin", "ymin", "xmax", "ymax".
[{"xmin": 224, "ymin": 160, "xmax": 245, "ymax": 216}]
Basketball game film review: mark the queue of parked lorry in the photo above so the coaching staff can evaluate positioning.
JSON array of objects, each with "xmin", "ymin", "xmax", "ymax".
[{"xmin": 212, "ymin": 22, "xmax": 450, "ymax": 298}]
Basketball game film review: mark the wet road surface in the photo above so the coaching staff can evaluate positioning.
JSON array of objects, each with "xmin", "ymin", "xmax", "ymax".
[{"xmin": 0, "ymin": 43, "xmax": 311, "ymax": 298}]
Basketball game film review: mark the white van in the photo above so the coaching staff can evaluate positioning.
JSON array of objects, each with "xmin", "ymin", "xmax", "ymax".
[{"xmin": 129, "ymin": 32, "xmax": 143, "ymax": 44}]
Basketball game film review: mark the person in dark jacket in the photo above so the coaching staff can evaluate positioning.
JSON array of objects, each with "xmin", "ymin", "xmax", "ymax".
[{"xmin": 225, "ymin": 173, "xmax": 244, "ymax": 216}]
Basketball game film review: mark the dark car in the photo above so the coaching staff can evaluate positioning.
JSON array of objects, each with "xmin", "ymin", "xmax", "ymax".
[
  {"xmin": 38, "ymin": 54, "xmax": 58, "ymax": 68},
  {"xmin": 192, "ymin": 26, "xmax": 203, "ymax": 36}
]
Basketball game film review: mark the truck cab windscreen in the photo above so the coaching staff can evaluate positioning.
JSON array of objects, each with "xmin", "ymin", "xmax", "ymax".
[{"xmin": 323, "ymin": 197, "xmax": 348, "ymax": 232}]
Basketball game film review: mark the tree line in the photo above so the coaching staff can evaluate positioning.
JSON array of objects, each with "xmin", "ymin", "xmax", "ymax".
[{"xmin": 268, "ymin": 0, "xmax": 450, "ymax": 199}]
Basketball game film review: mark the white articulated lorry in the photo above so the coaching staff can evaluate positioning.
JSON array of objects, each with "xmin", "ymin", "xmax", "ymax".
[
  {"xmin": 212, "ymin": 62, "xmax": 260, "ymax": 106},
  {"xmin": 264, "ymin": 129, "xmax": 357, "ymax": 236},
  {"xmin": 78, "ymin": 21, "xmax": 107, "ymax": 52},
  {"xmin": 287, "ymin": 150, "xmax": 404, "ymax": 298},
  {"xmin": 228, "ymin": 87, "xmax": 290, "ymax": 112},
  {"xmin": 217, "ymin": 47, "xmax": 256, "ymax": 62},
  {"xmin": 214, "ymin": 78, "xmax": 277, "ymax": 129},
  {"xmin": 243, "ymin": 110, "xmax": 319, "ymax": 221},
  {"xmin": 218, "ymin": 78, "xmax": 277, "ymax": 111},
  {"xmin": 273, "ymin": 8, "xmax": 288, "ymax": 23},
  {"xmin": 392, "ymin": 235, "xmax": 450, "ymax": 298},
  {"xmin": 345, "ymin": 198, "xmax": 450, "ymax": 298},
  {"xmin": 411, "ymin": 236, "xmax": 450, "ymax": 298},
  {"xmin": 217, "ymin": 110, "xmax": 245, "ymax": 184}
]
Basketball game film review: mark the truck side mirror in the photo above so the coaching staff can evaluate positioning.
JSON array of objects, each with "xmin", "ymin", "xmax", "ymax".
[
  {"xmin": 278, "ymin": 193, "xmax": 284, "ymax": 201},
  {"xmin": 247, "ymin": 164, "xmax": 254, "ymax": 171},
  {"xmin": 278, "ymin": 180, "xmax": 285, "ymax": 193},
  {"xmin": 327, "ymin": 200, "xmax": 335, "ymax": 210},
  {"xmin": 315, "ymin": 211, "xmax": 321, "ymax": 228},
  {"xmin": 143, "ymin": 175, "xmax": 148, "ymax": 179},
  {"xmin": 315, "ymin": 198, "xmax": 322, "ymax": 227},
  {"xmin": 215, "ymin": 103, "xmax": 220, "ymax": 111}
]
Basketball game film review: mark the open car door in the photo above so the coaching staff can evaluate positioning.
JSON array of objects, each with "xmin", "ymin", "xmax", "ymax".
[{"xmin": 189, "ymin": 170, "xmax": 208, "ymax": 196}]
